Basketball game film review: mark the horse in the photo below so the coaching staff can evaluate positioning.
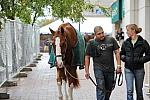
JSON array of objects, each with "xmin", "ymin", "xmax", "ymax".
[{"xmin": 49, "ymin": 23, "xmax": 83, "ymax": 100}]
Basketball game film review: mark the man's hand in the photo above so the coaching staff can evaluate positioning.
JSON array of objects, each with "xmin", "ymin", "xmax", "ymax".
[
  {"xmin": 85, "ymin": 73, "xmax": 90, "ymax": 79},
  {"xmin": 116, "ymin": 67, "xmax": 122, "ymax": 74}
]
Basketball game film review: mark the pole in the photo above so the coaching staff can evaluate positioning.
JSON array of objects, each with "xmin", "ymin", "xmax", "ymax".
[{"xmin": 79, "ymin": 21, "xmax": 80, "ymax": 32}]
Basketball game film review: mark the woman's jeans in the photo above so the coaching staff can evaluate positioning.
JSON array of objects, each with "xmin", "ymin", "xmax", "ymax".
[
  {"xmin": 125, "ymin": 68, "xmax": 145, "ymax": 100},
  {"xmin": 94, "ymin": 67, "xmax": 114, "ymax": 100}
]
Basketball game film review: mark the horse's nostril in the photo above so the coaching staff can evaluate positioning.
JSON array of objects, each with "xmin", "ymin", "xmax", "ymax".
[{"xmin": 57, "ymin": 62, "xmax": 63, "ymax": 68}]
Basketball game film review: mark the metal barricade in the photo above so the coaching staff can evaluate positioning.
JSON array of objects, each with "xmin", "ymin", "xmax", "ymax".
[{"xmin": 0, "ymin": 19, "xmax": 40, "ymax": 86}]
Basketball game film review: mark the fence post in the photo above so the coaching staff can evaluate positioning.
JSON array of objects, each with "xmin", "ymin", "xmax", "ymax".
[
  {"xmin": 0, "ymin": 19, "xmax": 10, "ymax": 99},
  {"xmin": 10, "ymin": 20, "xmax": 17, "ymax": 73}
]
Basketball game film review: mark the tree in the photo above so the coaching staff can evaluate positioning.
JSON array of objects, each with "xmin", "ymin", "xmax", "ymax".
[
  {"xmin": 0, "ymin": 0, "xmax": 111, "ymax": 31},
  {"xmin": 0, "ymin": 0, "xmax": 51, "ymax": 24},
  {"xmin": 50, "ymin": 0, "xmax": 85, "ymax": 22}
]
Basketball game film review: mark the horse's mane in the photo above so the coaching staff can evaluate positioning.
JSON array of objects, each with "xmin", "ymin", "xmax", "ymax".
[{"xmin": 58, "ymin": 23, "xmax": 78, "ymax": 48}]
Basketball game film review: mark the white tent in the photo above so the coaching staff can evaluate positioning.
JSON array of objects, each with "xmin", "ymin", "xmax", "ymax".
[
  {"xmin": 40, "ymin": 17, "xmax": 112, "ymax": 34},
  {"xmin": 40, "ymin": 19, "xmax": 64, "ymax": 34},
  {"xmin": 40, "ymin": 19, "xmax": 80, "ymax": 34}
]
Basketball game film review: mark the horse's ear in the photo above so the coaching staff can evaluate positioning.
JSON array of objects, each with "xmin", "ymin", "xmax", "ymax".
[
  {"xmin": 49, "ymin": 27, "xmax": 54, "ymax": 35},
  {"xmin": 60, "ymin": 27, "xmax": 64, "ymax": 34}
]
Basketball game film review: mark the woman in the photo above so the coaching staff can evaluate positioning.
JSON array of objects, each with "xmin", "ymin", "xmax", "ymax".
[{"xmin": 120, "ymin": 24, "xmax": 150, "ymax": 100}]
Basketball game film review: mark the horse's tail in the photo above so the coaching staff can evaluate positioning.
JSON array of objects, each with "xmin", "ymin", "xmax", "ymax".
[{"xmin": 66, "ymin": 67, "xmax": 80, "ymax": 88}]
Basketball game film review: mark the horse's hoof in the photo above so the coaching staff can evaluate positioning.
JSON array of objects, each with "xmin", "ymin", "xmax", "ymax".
[
  {"xmin": 68, "ymin": 97, "xmax": 73, "ymax": 100},
  {"xmin": 68, "ymin": 98, "xmax": 73, "ymax": 100},
  {"xmin": 64, "ymin": 95, "xmax": 68, "ymax": 100},
  {"xmin": 59, "ymin": 96, "xmax": 63, "ymax": 100}
]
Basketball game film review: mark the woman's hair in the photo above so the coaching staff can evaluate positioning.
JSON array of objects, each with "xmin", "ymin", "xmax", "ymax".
[{"xmin": 126, "ymin": 24, "xmax": 142, "ymax": 34}]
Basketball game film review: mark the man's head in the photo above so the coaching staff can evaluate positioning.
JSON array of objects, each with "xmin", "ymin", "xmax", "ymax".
[{"xmin": 94, "ymin": 26, "xmax": 105, "ymax": 40}]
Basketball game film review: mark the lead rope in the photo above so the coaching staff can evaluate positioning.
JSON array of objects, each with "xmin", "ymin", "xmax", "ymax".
[
  {"xmin": 117, "ymin": 72, "xmax": 123, "ymax": 86},
  {"xmin": 63, "ymin": 65, "xmax": 85, "ymax": 80},
  {"xmin": 89, "ymin": 76, "xmax": 105, "ymax": 91},
  {"xmin": 112, "ymin": 72, "xmax": 123, "ymax": 90},
  {"xmin": 89, "ymin": 72, "xmax": 123, "ymax": 92}
]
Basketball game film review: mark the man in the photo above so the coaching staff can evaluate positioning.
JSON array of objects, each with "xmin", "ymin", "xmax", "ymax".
[{"xmin": 85, "ymin": 26, "xmax": 122, "ymax": 100}]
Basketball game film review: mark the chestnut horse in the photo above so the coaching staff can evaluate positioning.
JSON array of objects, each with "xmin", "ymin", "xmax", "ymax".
[{"xmin": 49, "ymin": 23, "xmax": 80, "ymax": 100}]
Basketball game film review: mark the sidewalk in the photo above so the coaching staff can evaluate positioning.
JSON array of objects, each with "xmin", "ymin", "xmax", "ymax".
[{"xmin": 0, "ymin": 53, "xmax": 150, "ymax": 100}]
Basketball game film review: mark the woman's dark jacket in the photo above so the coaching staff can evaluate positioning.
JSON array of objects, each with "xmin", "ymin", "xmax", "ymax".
[{"xmin": 120, "ymin": 35, "xmax": 150, "ymax": 70}]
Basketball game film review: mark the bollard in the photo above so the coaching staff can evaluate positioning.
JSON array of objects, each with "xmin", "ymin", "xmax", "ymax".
[
  {"xmin": 20, "ymin": 67, "xmax": 32, "ymax": 72},
  {"xmin": 0, "ymin": 93, "xmax": 10, "ymax": 99}
]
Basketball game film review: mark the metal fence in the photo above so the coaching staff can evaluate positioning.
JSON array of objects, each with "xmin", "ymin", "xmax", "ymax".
[{"xmin": 0, "ymin": 19, "xmax": 40, "ymax": 86}]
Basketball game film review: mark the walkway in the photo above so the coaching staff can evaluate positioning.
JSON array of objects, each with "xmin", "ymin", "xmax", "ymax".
[{"xmin": 0, "ymin": 53, "xmax": 150, "ymax": 100}]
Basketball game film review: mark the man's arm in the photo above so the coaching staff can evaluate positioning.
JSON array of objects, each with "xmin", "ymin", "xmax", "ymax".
[
  {"xmin": 114, "ymin": 48, "xmax": 122, "ymax": 73},
  {"xmin": 85, "ymin": 55, "xmax": 90, "ymax": 79}
]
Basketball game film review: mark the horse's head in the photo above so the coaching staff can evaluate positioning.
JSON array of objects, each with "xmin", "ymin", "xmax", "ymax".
[{"xmin": 49, "ymin": 26, "xmax": 67, "ymax": 68}]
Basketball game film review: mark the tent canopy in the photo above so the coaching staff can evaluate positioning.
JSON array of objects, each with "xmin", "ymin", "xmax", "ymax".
[
  {"xmin": 40, "ymin": 19, "xmax": 79, "ymax": 34},
  {"xmin": 40, "ymin": 17, "xmax": 112, "ymax": 35}
]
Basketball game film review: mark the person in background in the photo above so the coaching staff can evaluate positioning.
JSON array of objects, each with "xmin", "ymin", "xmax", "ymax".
[
  {"xmin": 120, "ymin": 24, "xmax": 150, "ymax": 100},
  {"xmin": 118, "ymin": 28, "xmax": 124, "ymax": 45},
  {"xmin": 115, "ymin": 28, "xmax": 124, "ymax": 45},
  {"xmin": 84, "ymin": 33, "xmax": 91, "ymax": 47},
  {"xmin": 84, "ymin": 26, "xmax": 122, "ymax": 100},
  {"xmin": 115, "ymin": 29, "xmax": 120, "ymax": 41}
]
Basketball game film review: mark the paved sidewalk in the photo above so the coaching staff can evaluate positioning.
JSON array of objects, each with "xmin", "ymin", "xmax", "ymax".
[{"xmin": 0, "ymin": 53, "xmax": 150, "ymax": 100}]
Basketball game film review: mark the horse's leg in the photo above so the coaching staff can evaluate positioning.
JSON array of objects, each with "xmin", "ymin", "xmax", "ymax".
[
  {"xmin": 66, "ymin": 66, "xmax": 80, "ymax": 100},
  {"xmin": 62, "ymin": 79, "xmax": 68, "ymax": 100},
  {"xmin": 57, "ymin": 81, "xmax": 63, "ymax": 100},
  {"xmin": 57, "ymin": 68, "xmax": 67, "ymax": 100},
  {"xmin": 57, "ymin": 68, "xmax": 63, "ymax": 100},
  {"xmin": 68, "ymin": 83, "xmax": 74, "ymax": 100}
]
